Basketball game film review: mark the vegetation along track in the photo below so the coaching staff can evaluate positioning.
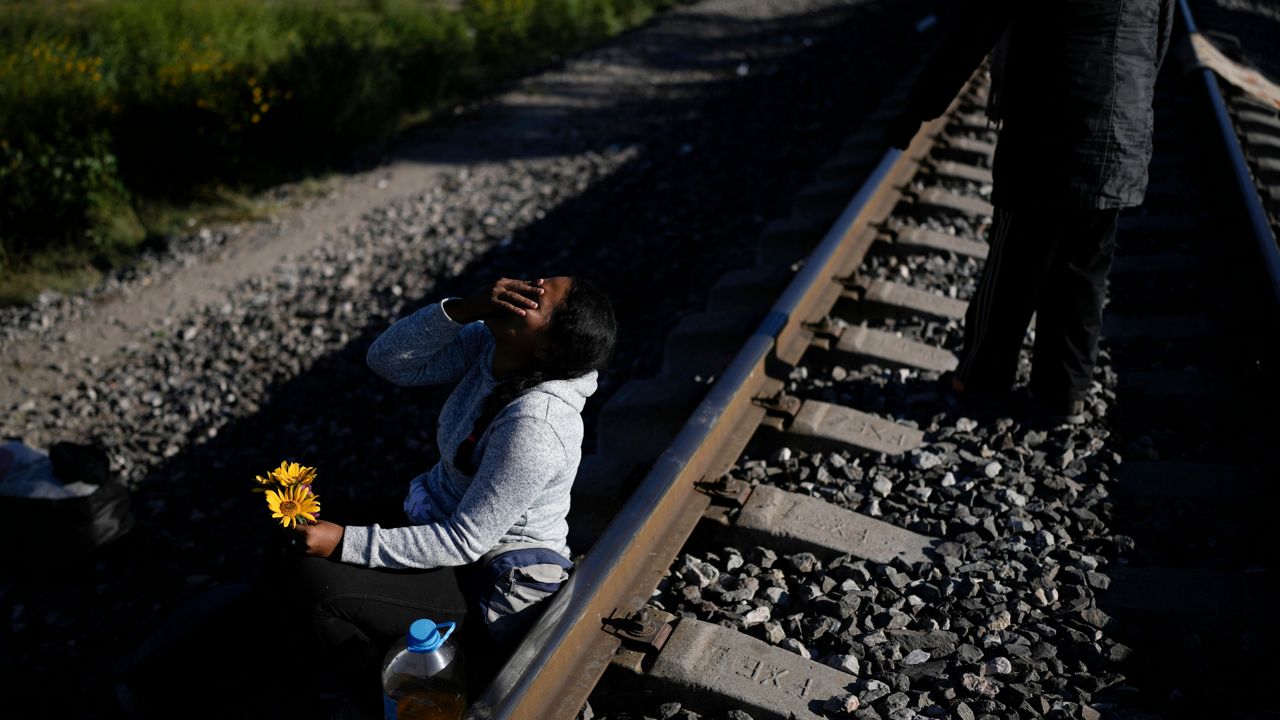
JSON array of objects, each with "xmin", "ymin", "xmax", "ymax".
[{"xmin": 471, "ymin": 7, "xmax": 1279, "ymax": 720}]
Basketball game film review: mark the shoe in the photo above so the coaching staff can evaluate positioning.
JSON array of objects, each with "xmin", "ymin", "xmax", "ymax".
[
  {"xmin": 1023, "ymin": 391, "xmax": 1087, "ymax": 426},
  {"xmin": 938, "ymin": 371, "xmax": 1009, "ymax": 410}
]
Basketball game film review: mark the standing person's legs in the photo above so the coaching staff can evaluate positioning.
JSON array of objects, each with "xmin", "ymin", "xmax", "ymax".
[
  {"xmin": 288, "ymin": 556, "xmax": 469, "ymax": 705},
  {"xmin": 1029, "ymin": 208, "xmax": 1120, "ymax": 403},
  {"xmin": 955, "ymin": 207, "xmax": 1059, "ymax": 393}
]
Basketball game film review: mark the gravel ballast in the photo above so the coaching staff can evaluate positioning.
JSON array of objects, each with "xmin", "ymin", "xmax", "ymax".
[
  {"xmin": 585, "ymin": 72, "xmax": 1277, "ymax": 720},
  {"xmin": 0, "ymin": 0, "xmax": 942, "ymax": 714}
]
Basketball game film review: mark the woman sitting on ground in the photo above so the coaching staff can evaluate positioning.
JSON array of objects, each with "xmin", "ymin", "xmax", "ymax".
[{"xmin": 289, "ymin": 275, "xmax": 616, "ymax": 700}]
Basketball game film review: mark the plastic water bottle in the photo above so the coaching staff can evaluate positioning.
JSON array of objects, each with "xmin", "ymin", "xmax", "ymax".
[{"xmin": 381, "ymin": 618, "xmax": 466, "ymax": 719}]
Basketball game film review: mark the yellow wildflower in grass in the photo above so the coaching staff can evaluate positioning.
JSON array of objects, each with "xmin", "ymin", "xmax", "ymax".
[
  {"xmin": 269, "ymin": 461, "xmax": 316, "ymax": 487},
  {"xmin": 265, "ymin": 484, "xmax": 321, "ymax": 528}
]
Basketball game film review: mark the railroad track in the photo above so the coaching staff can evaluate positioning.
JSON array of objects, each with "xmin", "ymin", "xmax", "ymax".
[{"xmin": 469, "ymin": 4, "xmax": 1278, "ymax": 719}]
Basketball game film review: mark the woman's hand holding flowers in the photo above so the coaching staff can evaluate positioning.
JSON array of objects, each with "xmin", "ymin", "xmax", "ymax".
[
  {"xmin": 290, "ymin": 519, "xmax": 345, "ymax": 558},
  {"xmin": 446, "ymin": 278, "xmax": 545, "ymax": 322},
  {"xmin": 253, "ymin": 460, "xmax": 334, "ymax": 555}
]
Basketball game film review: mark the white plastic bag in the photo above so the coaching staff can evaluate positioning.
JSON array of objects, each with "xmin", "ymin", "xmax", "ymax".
[{"xmin": 0, "ymin": 441, "xmax": 98, "ymax": 499}]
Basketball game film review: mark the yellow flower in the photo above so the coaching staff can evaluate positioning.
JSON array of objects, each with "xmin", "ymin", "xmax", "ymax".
[
  {"xmin": 265, "ymin": 485, "xmax": 320, "ymax": 528},
  {"xmin": 259, "ymin": 103, "xmax": 269, "ymax": 112},
  {"xmin": 268, "ymin": 461, "xmax": 316, "ymax": 487},
  {"xmin": 251, "ymin": 113, "xmax": 260, "ymax": 124}
]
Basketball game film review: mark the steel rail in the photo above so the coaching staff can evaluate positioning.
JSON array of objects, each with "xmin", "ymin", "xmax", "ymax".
[
  {"xmin": 467, "ymin": 12, "xmax": 1280, "ymax": 714},
  {"xmin": 468, "ymin": 92, "xmax": 972, "ymax": 720},
  {"xmin": 1178, "ymin": 0, "xmax": 1280, "ymax": 306}
]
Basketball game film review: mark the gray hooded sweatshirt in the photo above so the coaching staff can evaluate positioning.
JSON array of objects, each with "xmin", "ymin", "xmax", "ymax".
[{"xmin": 340, "ymin": 299, "xmax": 594, "ymax": 569}]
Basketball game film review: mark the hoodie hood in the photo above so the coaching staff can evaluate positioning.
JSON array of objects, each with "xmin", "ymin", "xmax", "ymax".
[{"xmin": 529, "ymin": 371, "xmax": 597, "ymax": 413}]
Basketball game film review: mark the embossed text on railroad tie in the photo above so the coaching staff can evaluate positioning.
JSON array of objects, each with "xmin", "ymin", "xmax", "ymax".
[
  {"xmin": 723, "ymin": 649, "xmax": 815, "ymax": 698},
  {"xmin": 856, "ymin": 418, "xmax": 910, "ymax": 447},
  {"xmin": 779, "ymin": 497, "xmax": 867, "ymax": 542},
  {"xmin": 736, "ymin": 486, "xmax": 935, "ymax": 564},
  {"xmin": 785, "ymin": 400, "xmax": 924, "ymax": 455}
]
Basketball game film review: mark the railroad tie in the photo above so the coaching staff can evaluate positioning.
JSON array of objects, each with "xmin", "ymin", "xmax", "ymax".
[
  {"xmin": 662, "ymin": 310, "xmax": 766, "ymax": 380},
  {"xmin": 888, "ymin": 225, "xmax": 989, "ymax": 259},
  {"xmin": 913, "ymin": 187, "xmax": 994, "ymax": 219},
  {"xmin": 826, "ymin": 325, "xmax": 959, "ymax": 373},
  {"xmin": 840, "ymin": 277, "xmax": 967, "ymax": 321},
  {"xmin": 758, "ymin": 215, "xmax": 833, "ymax": 267},
  {"xmin": 1251, "ymin": 156, "xmax": 1280, "ymax": 175},
  {"xmin": 759, "ymin": 398, "xmax": 925, "ymax": 456},
  {"xmin": 794, "ymin": 178, "xmax": 865, "ymax": 217},
  {"xmin": 948, "ymin": 111, "xmax": 995, "ymax": 133},
  {"xmin": 724, "ymin": 485, "xmax": 936, "ymax": 565},
  {"xmin": 1233, "ymin": 109, "xmax": 1280, "ymax": 134},
  {"xmin": 707, "ymin": 266, "xmax": 795, "ymax": 314},
  {"xmin": 572, "ymin": 454, "xmax": 649, "ymax": 504},
  {"xmin": 929, "ymin": 160, "xmax": 993, "ymax": 185},
  {"xmin": 1243, "ymin": 131, "xmax": 1280, "ymax": 157},
  {"xmin": 938, "ymin": 135, "xmax": 995, "ymax": 162},
  {"xmin": 597, "ymin": 377, "xmax": 710, "ymax": 460},
  {"xmin": 640, "ymin": 618, "xmax": 856, "ymax": 720},
  {"xmin": 817, "ymin": 148, "xmax": 882, "ymax": 183}
]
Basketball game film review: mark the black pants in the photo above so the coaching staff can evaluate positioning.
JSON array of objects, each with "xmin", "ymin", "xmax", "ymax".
[
  {"xmin": 955, "ymin": 205, "xmax": 1119, "ymax": 401},
  {"xmin": 270, "ymin": 491, "xmax": 479, "ymax": 704},
  {"xmin": 288, "ymin": 554, "xmax": 522, "ymax": 707},
  {"xmin": 291, "ymin": 556, "xmax": 471, "ymax": 677}
]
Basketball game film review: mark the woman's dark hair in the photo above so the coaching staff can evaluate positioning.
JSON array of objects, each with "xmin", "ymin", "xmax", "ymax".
[{"xmin": 454, "ymin": 276, "xmax": 617, "ymax": 471}]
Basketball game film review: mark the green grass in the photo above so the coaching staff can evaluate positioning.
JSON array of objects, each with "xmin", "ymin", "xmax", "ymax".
[{"xmin": 0, "ymin": 0, "xmax": 671, "ymax": 306}]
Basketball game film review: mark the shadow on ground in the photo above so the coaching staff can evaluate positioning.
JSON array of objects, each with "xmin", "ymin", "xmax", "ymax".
[{"xmin": 0, "ymin": 1, "xmax": 943, "ymax": 716}]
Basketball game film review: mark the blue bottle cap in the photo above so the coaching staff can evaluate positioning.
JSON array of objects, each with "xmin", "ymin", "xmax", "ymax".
[{"xmin": 407, "ymin": 619, "xmax": 456, "ymax": 653}]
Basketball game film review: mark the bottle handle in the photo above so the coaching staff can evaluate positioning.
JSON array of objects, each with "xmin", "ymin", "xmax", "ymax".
[{"xmin": 436, "ymin": 621, "xmax": 457, "ymax": 644}]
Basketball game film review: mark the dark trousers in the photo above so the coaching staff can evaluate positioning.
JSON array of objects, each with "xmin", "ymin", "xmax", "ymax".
[
  {"xmin": 270, "ymin": 492, "xmax": 479, "ymax": 705},
  {"xmin": 955, "ymin": 205, "xmax": 1119, "ymax": 401},
  {"xmin": 291, "ymin": 556, "xmax": 471, "ymax": 677}
]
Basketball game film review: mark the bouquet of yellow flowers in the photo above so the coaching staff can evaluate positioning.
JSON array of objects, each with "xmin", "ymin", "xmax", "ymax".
[{"xmin": 252, "ymin": 461, "xmax": 321, "ymax": 528}]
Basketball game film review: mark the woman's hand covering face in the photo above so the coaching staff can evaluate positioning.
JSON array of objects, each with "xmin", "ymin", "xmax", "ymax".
[{"xmin": 446, "ymin": 278, "xmax": 545, "ymax": 323}]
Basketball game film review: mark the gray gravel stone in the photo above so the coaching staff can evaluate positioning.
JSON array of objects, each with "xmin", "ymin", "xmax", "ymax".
[
  {"xmin": 960, "ymin": 672, "xmax": 1001, "ymax": 698},
  {"xmin": 743, "ymin": 606, "xmax": 771, "ymax": 626},
  {"xmin": 872, "ymin": 477, "xmax": 894, "ymax": 496},
  {"xmin": 779, "ymin": 637, "xmax": 811, "ymax": 658},
  {"xmin": 826, "ymin": 653, "xmax": 862, "ymax": 676},
  {"xmin": 912, "ymin": 451, "xmax": 942, "ymax": 470},
  {"xmin": 982, "ymin": 657, "xmax": 1012, "ymax": 675},
  {"xmin": 901, "ymin": 649, "xmax": 931, "ymax": 665},
  {"xmin": 824, "ymin": 693, "xmax": 861, "ymax": 715}
]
